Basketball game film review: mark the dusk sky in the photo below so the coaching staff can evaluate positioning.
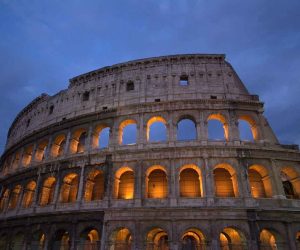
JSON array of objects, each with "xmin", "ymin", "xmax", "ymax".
[{"xmin": 0, "ymin": 0, "xmax": 299, "ymax": 153}]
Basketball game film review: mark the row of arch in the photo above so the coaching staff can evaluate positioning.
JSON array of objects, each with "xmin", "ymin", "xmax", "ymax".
[
  {"xmin": 1, "ymin": 164, "xmax": 299, "ymax": 212},
  {"xmin": 0, "ymin": 226, "xmax": 296, "ymax": 249},
  {"xmin": 1, "ymin": 113, "xmax": 259, "ymax": 175}
]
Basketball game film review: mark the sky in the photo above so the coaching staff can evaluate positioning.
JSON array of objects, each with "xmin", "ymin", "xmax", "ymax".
[{"xmin": 0, "ymin": 0, "xmax": 299, "ymax": 153}]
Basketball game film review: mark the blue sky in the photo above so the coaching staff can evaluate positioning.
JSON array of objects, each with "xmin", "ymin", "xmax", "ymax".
[{"xmin": 0, "ymin": 0, "xmax": 299, "ymax": 153}]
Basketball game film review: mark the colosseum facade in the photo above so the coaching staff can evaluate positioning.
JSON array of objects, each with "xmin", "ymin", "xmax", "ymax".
[{"xmin": 0, "ymin": 54, "xmax": 300, "ymax": 250}]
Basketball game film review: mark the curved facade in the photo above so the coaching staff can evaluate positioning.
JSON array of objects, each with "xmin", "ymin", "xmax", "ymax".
[{"xmin": 0, "ymin": 54, "xmax": 300, "ymax": 250}]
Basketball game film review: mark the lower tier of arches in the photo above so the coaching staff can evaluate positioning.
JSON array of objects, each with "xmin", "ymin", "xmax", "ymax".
[{"xmin": 0, "ymin": 209, "xmax": 300, "ymax": 250}]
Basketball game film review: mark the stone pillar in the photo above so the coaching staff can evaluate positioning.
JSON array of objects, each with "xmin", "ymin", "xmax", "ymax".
[
  {"xmin": 44, "ymin": 136, "xmax": 53, "ymax": 161},
  {"xmin": 16, "ymin": 186, "xmax": 25, "ymax": 212},
  {"xmin": 285, "ymin": 222, "xmax": 297, "ymax": 250},
  {"xmin": 204, "ymin": 158, "xmax": 214, "ymax": 200},
  {"xmin": 247, "ymin": 210, "xmax": 260, "ymax": 250},
  {"xmin": 199, "ymin": 112, "xmax": 208, "ymax": 143},
  {"xmin": 32, "ymin": 169, "xmax": 42, "ymax": 207},
  {"xmin": 168, "ymin": 116, "xmax": 176, "ymax": 146},
  {"xmin": 169, "ymin": 159, "xmax": 177, "ymax": 206},
  {"xmin": 270, "ymin": 159, "xmax": 286, "ymax": 198},
  {"xmin": 138, "ymin": 114, "xmax": 145, "ymax": 149},
  {"xmin": 134, "ymin": 162, "xmax": 142, "ymax": 207},
  {"xmin": 53, "ymin": 173, "xmax": 62, "ymax": 206},
  {"xmin": 30, "ymin": 142, "xmax": 38, "ymax": 164},
  {"xmin": 76, "ymin": 165, "xmax": 85, "ymax": 204},
  {"xmin": 86, "ymin": 125, "xmax": 93, "ymax": 152}
]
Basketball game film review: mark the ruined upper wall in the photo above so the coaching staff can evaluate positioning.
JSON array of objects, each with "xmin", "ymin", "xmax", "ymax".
[{"xmin": 6, "ymin": 54, "xmax": 257, "ymax": 149}]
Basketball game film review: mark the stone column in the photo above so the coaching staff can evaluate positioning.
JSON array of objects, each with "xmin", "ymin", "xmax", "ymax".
[
  {"xmin": 199, "ymin": 112, "xmax": 208, "ymax": 143},
  {"xmin": 204, "ymin": 158, "xmax": 214, "ymax": 201},
  {"xmin": 169, "ymin": 159, "xmax": 177, "ymax": 206},
  {"xmin": 30, "ymin": 143, "xmax": 38, "ymax": 164},
  {"xmin": 228, "ymin": 110, "xmax": 239, "ymax": 142},
  {"xmin": 134, "ymin": 161, "xmax": 142, "ymax": 207},
  {"xmin": 32, "ymin": 169, "xmax": 42, "ymax": 208},
  {"xmin": 138, "ymin": 114, "xmax": 145, "ymax": 149},
  {"xmin": 270, "ymin": 159, "xmax": 286, "ymax": 198},
  {"xmin": 86, "ymin": 125, "xmax": 93, "ymax": 153},
  {"xmin": 285, "ymin": 222, "xmax": 297, "ymax": 250},
  {"xmin": 168, "ymin": 115, "xmax": 176, "ymax": 146},
  {"xmin": 44, "ymin": 136, "xmax": 53, "ymax": 161},
  {"xmin": 53, "ymin": 173, "xmax": 62, "ymax": 206},
  {"xmin": 76, "ymin": 165, "xmax": 85, "ymax": 205},
  {"xmin": 64, "ymin": 129, "xmax": 72, "ymax": 156},
  {"xmin": 17, "ymin": 148, "xmax": 24, "ymax": 169}
]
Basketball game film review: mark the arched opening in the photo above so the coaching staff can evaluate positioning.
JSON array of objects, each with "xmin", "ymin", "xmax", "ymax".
[
  {"xmin": 179, "ymin": 165, "xmax": 202, "ymax": 198},
  {"xmin": 147, "ymin": 167, "xmax": 168, "ymax": 199},
  {"xmin": 35, "ymin": 140, "xmax": 49, "ymax": 162},
  {"xmin": 220, "ymin": 227, "xmax": 246, "ymax": 250},
  {"xmin": 51, "ymin": 134, "xmax": 66, "ymax": 158},
  {"xmin": 207, "ymin": 114, "xmax": 228, "ymax": 141},
  {"xmin": 280, "ymin": 167, "xmax": 300, "ymax": 199},
  {"xmin": 22, "ymin": 181, "xmax": 36, "ymax": 208},
  {"xmin": 30, "ymin": 230, "xmax": 45, "ymax": 250},
  {"xmin": 84, "ymin": 170, "xmax": 105, "ymax": 201},
  {"xmin": 213, "ymin": 164, "xmax": 238, "ymax": 198},
  {"xmin": 52, "ymin": 230, "xmax": 71, "ymax": 250},
  {"xmin": 248, "ymin": 165, "xmax": 272, "ymax": 198},
  {"xmin": 260, "ymin": 229, "xmax": 279, "ymax": 250},
  {"xmin": 147, "ymin": 116, "xmax": 167, "ymax": 142},
  {"xmin": 22, "ymin": 144, "xmax": 33, "ymax": 166},
  {"xmin": 109, "ymin": 228, "xmax": 132, "ymax": 250},
  {"xmin": 39, "ymin": 177, "xmax": 56, "ymax": 206},
  {"xmin": 177, "ymin": 118, "xmax": 197, "ymax": 141},
  {"xmin": 12, "ymin": 151, "xmax": 20, "ymax": 170},
  {"xmin": 79, "ymin": 228, "xmax": 100, "ymax": 250},
  {"xmin": 119, "ymin": 119, "xmax": 137, "ymax": 145},
  {"xmin": 0, "ymin": 234, "xmax": 7, "ymax": 250},
  {"xmin": 238, "ymin": 115, "xmax": 258, "ymax": 141},
  {"xmin": 92, "ymin": 125, "xmax": 110, "ymax": 149},
  {"xmin": 69, "ymin": 129, "xmax": 87, "ymax": 154},
  {"xmin": 60, "ymin": 173, "xmax": 79, "ymax": 203},
  {"xmin": 0, "ymin": 189, "xmax": 9, "ymax": 212},
  {"xmin": 11, "ymin": 232, "xmax": 25, "ymax": 250},
  {"xmin": 114, "ymin": 167, "xmax": 134, "ymax": 199},
  {"xmin": 8, "ymin": 185, "xmax": 22, "ymax": 210},
  {"xmin": 181, "ymin": 228, "xmax": 206, "ymax": 250},
  {"xmin": 146, "ymin": 228, "xmax": 169, "ymax": 250},
  {"xmin": 296, "ymin": 232, "xmax": 300, "ymax": 249}
]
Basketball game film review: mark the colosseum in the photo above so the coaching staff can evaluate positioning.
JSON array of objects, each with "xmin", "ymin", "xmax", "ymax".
[{"xmin": 0, "ymin": 54, "xmax": 300, "ymax": 250}]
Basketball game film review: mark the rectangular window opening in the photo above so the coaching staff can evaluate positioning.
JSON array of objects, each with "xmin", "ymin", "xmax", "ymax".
[{"xmin": 179, "ymin": 75, "xmax": 189, "ymax": 86}]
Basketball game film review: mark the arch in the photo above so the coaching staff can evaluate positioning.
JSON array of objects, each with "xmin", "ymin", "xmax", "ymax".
[
  {"xmin": 11, "ymin": 232, "xmax": 25, "ymax": 250},
  {"xmin": 109, "ymin": 227, "xmax": 132, "ymax": 250},
  {"xmin": 30, "ymin": 230, "xmax": 45, "ymax": 250},
  {"xmin": 296, "ymin": 231, "xmax": 300, "ymax": 249},
  {"xmin": 0, "ymin": 189, "xmax": 9, "ymax": 212},
  {"xmin": 69, "ymin": 128, "xmax": 87, "ymax": 154},
  {"xmin": 35, "ymin": 139, "xmax": 49, "ymax": 162},
  {"xmin": 79, "ymin": 228, "xmax": 100, "ymax": 249},
  {"xmin": 114, "ymin": 167, "xmax": 134, "ymax": 199},
  {"xmin": 219, "ymin": 227, "xmax": 247, "ymax": 250},
  {"xmin": 181, "ymin": 228, "xmax": 206, "ymax": 250},
  {"xmin": 146, "ymin": 166, "xmax": 168, "ymax": 199},
  {"xmin": 52, "ymin": 229, "xmax": 71, "ymax": 250},
  {"xmin": 12, "ymin": 151, "xmax": 21, "ymax": 170},
  {"xmin": 146, "ymin": 227, "xmax": 169, "ymax": 250},
  {"xmin": 8, "ymin": 185, "xmax": 22, "ymax": 210},
  {"xmin": 84, "ymin": 170, "xmax": 105, "ymax": 201},
  {"xmin": 248, "ymin": 165, "xmax": 272, "ymax": 198},
  {"xmin": 0, "ymin": 234, "xmax": 7, "ymax": 250},
  {"xmin": 213, "ymin": 163, "xmax": 239, "ymax": 197},
  {"xmin": 280, "ymin": 166, "xmax": 300, "ymax": 199},
  {"xmin": 238, "ymin": 115, "xmax": 258, "ymax": 141},
  {"xmin": 119, "ymin": 119, "xmax": 137, "ymax": 145},
  {"xmin": 22, "ymin": 144, "xmax": 34, "ymax": 166},
  {"xmin": 39, "ymin": 176, "xmax": 56, "ymax": 206},
  {"xmin": 60, "ymin": 173, "xmax": 79, "ymax": 203},
  {"xmin": 22, "ymin": 180, "xmax": 36, "ymax": 208},
  {"xmin": 147, "ymin": 116, "xmax": 167, "ymax": 142},
  {"xmin": 177, "ymin": 118, "xmax": 197, "ymax": 141},
  {"xmin": 92, "ymin": 124, "xmax": 110, "ymax": 149},
  {"xmin": 207, "ymin": 113, "xmax": 228, "ymax": 141},
  {"xmin": 260, "ymin": 229, "xmax": 280, "ymax": 250},
  {"xmin": 51, "ymin": 134, "xmax": 66, "ymax": 158},
  {"xmin": 179, "ymin": 165, "xmax": 202, "ymax": 198}
]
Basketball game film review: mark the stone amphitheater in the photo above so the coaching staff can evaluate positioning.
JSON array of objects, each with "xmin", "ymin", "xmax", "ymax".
[{"xmin": 0, "ymin": 54, "xmax": 300, "ymax": 250}]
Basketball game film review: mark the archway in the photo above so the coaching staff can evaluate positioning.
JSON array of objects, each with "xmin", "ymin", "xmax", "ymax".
[
  {"xmin": 51, "ymin": 134, "xmax": 66, "ymax": 158},
  {"xmin": 8, "ymin": 185, "xmax": 22, "ymax": 210},
  {"xmin": 52, "ymin": 230, "xmax": 71, "ymax": 250},
  {"xmin": 30, "ymin": 230, "xmax": 45, "ymax": 250},
  {"xmin": 219, "ymin": 227, "xmax": 247, "ymax": 250},
  {"xmin": 119, "ymin": 120, "xmax": 137, "ymax": 145},
  {"xmin": 60, "ymin": 173, "xmax": 79, "ymax": 203},
  {"xmin": 22, "ymin": 180, "xmax": 36, "ymax": 208},
  {"xmin": 238, "ymin": 115, "xmax": 258, "ymax": 141},
  {"xmin": 207, "ymin": 114, "xmax": 228, "ymax": 141},
  {"xmin": 35, "ymin": 140, "xmax": 49, "ymax": 162},
  {"xmin": 84, "ymin": 170, "xmax": 105, "ymax": 201},
  {"xmin": 179, "ymin": 165, "xmax": 202, "ymax": 198},
  {"xmin": 146, "ymin": 166, "xmax": 168, "ymax": 199},
  {"xmin": 280, "ymin": 167, "xmax": 300, "ymax": 199},
  {"xmin": 22, "ymin": 144, "xmax": 33, "ymax": 166},
  {"xmin": 69, "ymin": 129, "xmax": 87, "ymax": 154},
  {"xmin": 147, "ymin": 116, "xmax": 167, "ymax": 142},
  {"xmin": 146, "ymin": 228, "xmax": 169, "ymax": 250},
  {"xmin": 181, "ymin": 228, "xmax": 206, "ymax": 250},
  {"xmin": 177, "ymin": 118, "xmax": 197, "ymax": 141},
  {"xmin": 79, "ymin": 228, "xmax": 100, "ymax": 250},
  {"xmin": 109, "ymin": 228, "xmax": 132, "ymax": 250},
  {"xmin": 39, "ymin": 177, "xmax": 56, "ymax": 206},
  {"xmin": 260, "ymin": 229, "xmax": 280, "ymax": 250},
  {"xmin": 114, "ymin": 168, "xmax": 135, "ymax": 199},
  {"xmin": 0, "ymin": 189, "xmax": 9, "ymax": 212}
]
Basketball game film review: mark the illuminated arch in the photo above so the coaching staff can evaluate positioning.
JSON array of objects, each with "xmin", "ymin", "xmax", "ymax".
[
  {"xmin": 260, "ymin": 229, "xmax": 281, "ymax": 250},
  {"xmin": 51, "ymin": 134, "xmax": 66, "ymax": 158},
  {"xmin": 22, "ymin": 180, "xmax": 36, "ymax": 208},
  {"xmin": 146, "ymin": 228, "xmax": 169, "ymax": 250},
  {"xmin": 280, "ymin": 166, "xmax": 300, "ymax": 199},
  {"xmin": 8, "ymin": 185, "xmax": 22, "ymax": 210},
  {"xmin": 60, "ymin": 173, "xmax": 79, "ymax": 203},
  {"xmin": 84, "ymin": 169, "xmax": 104, "ymax": 201},
  {"xmin": 109, "ymin": 227, "xmax": 132, "ymax": 250},
  {"xmin": 177, "ymin": 117, "xmax": 197, "ymax": 141},
  {"xmin": 207, "ymin": 113, "xmax": 229, "ymax": 141},
  {"xmin": 147, "ymin": 116, "xmax": 167, "ymax": 142},
  {"xmin": 181, "ymin": 228, "xmax": 206, "ymax": 250},
  {"xmin": 30, "ymin": 230, "xmax": 45, "ymax": 249},
  {"xmin": 69, "ymin": 128, "xmax": 87, "ymax": 154},
  {"xmin": 114, "ymin": 167, "xmax": 134, "ymax": 199},
  {"xmin": 213, "ymin": 163, "xmax": 239, "ymax": 197},
  {"xmin": 12, "ymin": 151, "xmax": 21, "ymax": 170},
  {"xmin": 146, "ymin": 166, "xmax": 168, "ymax": 199},
  {"xmin": 92, "ymin": 124, "xmax": 110, "ymax": 149},
  {"xmin": 179, "ymin": 164, "xmax": 202, "ymax": 197},
  {"xmin": 35, "ymin": 139, "xmax": 49, "ymax": 162},
  {"xmin": 296, "ymin": 231, "xmax": 300, "ymax": 248},
  {"xmin": 0, "ymin": 189, "xmax": 9, "ymax": 212},
  {"xmin": 22, "ymin": 144, "xmax": 34, "ymax": 166},
  {"xmin": 119, "ymin": 119, "xmax": 137, "ymax": 145},
  {"xmin": 52, "ymin": 229, "xmax": 71, "ymax": 250},
  {"xmin": 248, "ymin": 165, "xmax": 272, "ymax": 198},
  {"xmin": 79, "ymin": 228, "xmax": 100, "ymax": 249},
  {"xmin": 39, "ymin": 176, "xmax": 56, "ymax": 206},
  {"xmin": 220, "ymin": 227, "xmax": 247, "ymax": 250},
  {"xmin": 238, "ymin": 115, "xmax": 258, "ymax": 141}
]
